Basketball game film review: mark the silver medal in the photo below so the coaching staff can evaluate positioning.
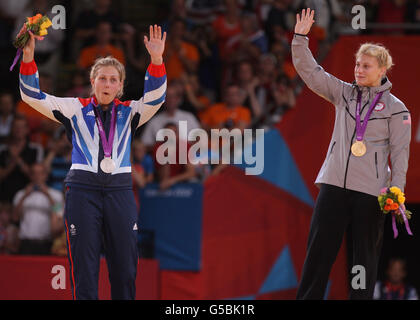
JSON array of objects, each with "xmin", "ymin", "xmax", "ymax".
[{"xmin": 100, "ymin": 157, "xmax": 116, "ymax": 173}]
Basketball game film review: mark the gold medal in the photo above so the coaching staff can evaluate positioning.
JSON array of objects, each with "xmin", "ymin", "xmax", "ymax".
[{"xmin": 351, "ymin": 140, "xmax": 366, "ymax": 157}]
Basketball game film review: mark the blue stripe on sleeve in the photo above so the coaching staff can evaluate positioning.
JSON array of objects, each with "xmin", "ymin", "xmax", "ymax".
[
  {"xmin": 144, "ymin": 71, "xmax": 167, "ymax": 93},
  {"xmin": 20, "ymin": 73, "xmax": 39, "ymax": 89},
  {"xmin": 20, "ymin": 81, "xmax": 46, "ymax": 100},
  {"xmin": 71, "ymin": 116, "xmax": 92, "ymax": 166},
  {"xmin": 144, "ymin": 92, "xmax": 166, "ymax": 106}
]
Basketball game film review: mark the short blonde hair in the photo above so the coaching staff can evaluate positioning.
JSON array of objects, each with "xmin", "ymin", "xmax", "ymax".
[
  {"xmin": 90, "ymin": 56, "xmax": 126, "ymax": 99},
  {"xmin": 356, "ymin": 43, "xmax": 394, "ymax": 71}
]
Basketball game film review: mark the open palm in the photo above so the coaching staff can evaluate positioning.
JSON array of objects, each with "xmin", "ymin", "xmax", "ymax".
[
  {"xmin": 144, "ymin": 24, "xmax": 166, "ymax": 64},
  {"xmin": 295, "ymin": 8, "xmax": 315, "ymax": 35}
]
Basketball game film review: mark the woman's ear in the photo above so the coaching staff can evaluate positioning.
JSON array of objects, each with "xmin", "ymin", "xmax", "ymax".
[
  {"xmin": 90, "ymin": 78, "xmax": 95, "ymax": 88},
  {"xmin": 381, "ymin": 66, "xmax": 387, "ymax": 79}
]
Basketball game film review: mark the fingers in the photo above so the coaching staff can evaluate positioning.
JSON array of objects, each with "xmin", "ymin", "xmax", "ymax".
[
  {"xmin": 299, "ymin": 8, "xmax": 314, "ymax": 22},
  {"xmin": 162, "ymin": 31, "xmax": 167, "ymax": 43},
  {"xmin": 28, "ymin": 30, "xmax": 44, "ymax": 41},
  {"xmin": 148, "ymin": 25, "xmax": 164, "ymax": 40}
]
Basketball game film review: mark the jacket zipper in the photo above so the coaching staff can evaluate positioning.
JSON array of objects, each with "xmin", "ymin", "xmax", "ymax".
[
  {"xmin": 375, "ymin": 152, "xmax": 378, "ymax": 178},
  {"xmin": 343, "ymin": 93, "xmax": 370, "ymax": 189}
]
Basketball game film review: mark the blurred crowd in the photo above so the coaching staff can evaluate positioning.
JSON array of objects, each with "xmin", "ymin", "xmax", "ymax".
[{"xmin": 0, "ymin": 0, "xmax": 419, "ymax": 256}]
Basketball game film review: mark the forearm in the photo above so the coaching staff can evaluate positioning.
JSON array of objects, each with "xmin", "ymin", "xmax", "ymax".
[{"xmin": 291, "ymin": 35, "xmax": 343, "ymax": 105}]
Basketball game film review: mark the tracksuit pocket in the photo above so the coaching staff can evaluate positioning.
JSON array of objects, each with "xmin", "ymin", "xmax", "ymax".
[{"xmin": 375, "ymin": 152, "xmax": 378, "ymax": 179}]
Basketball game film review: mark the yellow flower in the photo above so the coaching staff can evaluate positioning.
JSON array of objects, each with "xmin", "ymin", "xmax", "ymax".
[
  {"xmin": 39, "ymin": 29, "xmax": 48, "ymax": 36},
  {"xmin": 398, "ymin": 195, "xmax": 406, "ymax": 204},
  {"xmin": 40, "ymin": 18, "xmax": 52, "ymax": 30},
  {"xmin": 390, "ymin": 186, "xmax": 402, "ymax": 196}
]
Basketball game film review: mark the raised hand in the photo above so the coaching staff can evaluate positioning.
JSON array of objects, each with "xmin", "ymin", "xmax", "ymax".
[
  {"xmin": 21, "ymin": 23, "xmax": 44, "ymax": 63},
  {"xmin": 144, "ymin": 24, "xmax": 166, "ymax": 65},
  {"xmin": 295, "ymin": 8, "xmax": 315, "ymax": 36}
]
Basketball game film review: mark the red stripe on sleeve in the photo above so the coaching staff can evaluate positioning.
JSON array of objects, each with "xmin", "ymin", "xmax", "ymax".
[
  {"xmin": 147, "ymin": 63, "xmax": 166, "ymax": 78},
  {"xmin": 20, "ymin": 60, "xmax": 38, "ymax": 75}
]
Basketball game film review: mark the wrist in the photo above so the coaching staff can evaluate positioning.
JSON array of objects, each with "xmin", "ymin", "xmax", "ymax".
[
  {"xmin": 294, "ymin": 32, "xmax": 308, "ymax": 37},
  {"xmin": 151, "ymin": 56, "xmax": 163, "ymax": 65},
  {"xmin": 22, "ymin": 51, "xmax": 34, "ymax": 63}
]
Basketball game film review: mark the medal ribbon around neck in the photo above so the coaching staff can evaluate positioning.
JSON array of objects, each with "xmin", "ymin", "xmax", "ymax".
[
  {"xmin": 355, "ymin": 90, "xmax": 383, "ymax": 142},
  {"xmin": 91, "ymin": 97, "xmax": 117, "ymax": 159}
]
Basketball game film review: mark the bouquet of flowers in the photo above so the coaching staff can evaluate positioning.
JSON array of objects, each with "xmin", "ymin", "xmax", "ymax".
[
  {"xmin": 378, "ymin": 186, "xmax": 413, "ymax": 238},
  {"xmin": 10, "ymin": 13, "xmax": 53, "ymax": 71}
]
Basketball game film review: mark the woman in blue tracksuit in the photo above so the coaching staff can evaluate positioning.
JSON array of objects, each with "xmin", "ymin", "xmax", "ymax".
[{"xmin": 18, "ymin": 24, "xmax": 167, "ymax": 300}]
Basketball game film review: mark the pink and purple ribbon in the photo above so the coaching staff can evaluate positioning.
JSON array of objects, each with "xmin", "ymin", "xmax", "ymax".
[
  {"xmin": 91, "ymin": 97, "xmax": 117, "ymax": 158},
  {"xmin": 9, "ymin": 48, "xmax": 22, "ymax": 71},
  {"xmin": 355, "ymin": 90, "xmax": 383, "ymax": 141},
  {"xmin": 391, "ymin": 207, "xmax": 413, "ymax": 239}
]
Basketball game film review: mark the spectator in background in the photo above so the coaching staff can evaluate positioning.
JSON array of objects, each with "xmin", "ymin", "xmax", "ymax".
[
  {"xmin": 161, "ymin": 0, "xmax": 196, "ymax": 35},
  {"xmin": 185, "ymin": 0, "xmax": 224, "ymax": 26},
  {"xmin": 72, "ymin": 0, "xmax": 122, "ymax": 49},
  {"xmin": 0, "ymin": 202, "xmax": 19, "ymax": 254},
  {"xmin": 43, "ymin": 127, "xmax": 72, "ymax": 192},
  {"xmin": 131, "ymin": 139, "xmax": 154, "ymax": 210},
  {"xmin": 0, "ymin": 115, "xmax": 43, "ymax": 203},
  {"xmin": 225, "ymin": 12, "xmax": 269, "ymax": 64},
  {"xmin": 200, "ymin": 84, "xmax": 251, "ymax": 131},
  {"xmin": 212, "ymin": 0, "xmax": 242, "ymax": 61},
  {"xmin": 16, "ymin": 73, "xmax": 60, "ymax": 148},
  {"xmin": 152, "ymin": 122, "xmax": 197, "ymax": 190},
  {"xmin": 265, "ymin": 0, "xmax": 295, "ymax": 40},
  {"xmin": 163, "ymin": 18, "xmax": 200, "ymax": 82},
  {"xmin": 65, "ymin": 70, "xmax": 90, "ymax": 98},
  {"xmin": 374, "ymin": 258, "xmax": 419, "ymax": 300},
  {"xmin": 270, "ymin": 40, "xmax": 296, "ymax": 80},
  {"xmin": 180, "ymin": 73, "xmax": 212, "ymax": 120},
  {"xmin": 0, "ymin": 92, "xmax": 15, "ymax": 144},
  {"xmin": 120, "ymin": 24, "xmax": 148, "ymax": 100},
  {"xmin": 252, "ymin": 53, "xmax": 279, "ymax": 113},
  {"xmin": 234, "ymin": 60, "xmax": 263, "ymax": 118},
  {"xmin": 78, "ymin": 21, "xmax": 126, "ymax": 70},
  {"xmin": 190, "ymin": 24, "xmax": 221, "ymax": 97},
  {"xmin": 268, "ymin": 74, "xmax": 296, "ymax": 124},
  {"xmin": 141, "ymin": 85, "xmax": 201, "ymax": 148},
  {"xmin": 12, "ymin": 163, "xmax": 64, "ymax": 255}
]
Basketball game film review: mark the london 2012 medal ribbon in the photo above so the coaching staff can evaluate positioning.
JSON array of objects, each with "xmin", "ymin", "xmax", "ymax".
[
  {"xmin": 351, "ymin": 90, "xmax": 383, "ymax": 157},
  {"xmin": 91, "ymin": 98, "xmax": 117, "ymax": 173}
]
